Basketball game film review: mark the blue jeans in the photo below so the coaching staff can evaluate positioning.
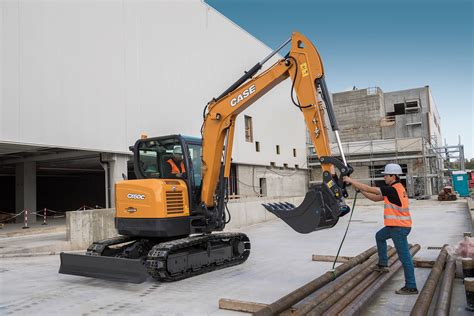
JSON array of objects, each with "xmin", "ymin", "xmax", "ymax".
[{"xmin": 376, "ymin": 226, "xmax": 417, "ymax": 289}]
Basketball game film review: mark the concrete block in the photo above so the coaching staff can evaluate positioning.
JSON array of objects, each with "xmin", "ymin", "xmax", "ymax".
[
  {"xmin": 225, "ymin": 202, "xmax": 247, "ymax": 230},
  {"xmin": 66, "ymin": 208, "xmax": 118, "ymax": 250},
  {"xmin": 244, "ymin": 202, "xmax": 267, "ymax": 226},
  {"xmin": 225, "ymin": 196, "xmax": 304, "ymax": 230}
]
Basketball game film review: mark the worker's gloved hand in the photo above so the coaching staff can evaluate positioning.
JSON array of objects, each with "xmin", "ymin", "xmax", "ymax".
[{"xmin": 343, "ymin": 176, "xmax": 352, "ymax": 184}]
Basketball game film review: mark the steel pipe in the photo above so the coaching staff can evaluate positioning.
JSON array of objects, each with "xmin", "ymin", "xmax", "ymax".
[
  {"xmin": 339, "ymin": 244, "xmax": 421, "ymax": 316},
  {"xmin": 411, "ymin": 245, "xmax": 449, "ymax": 316},
  {"xmin": 322, "ymin": 245, "xmax": 414, "ymax": 316},
  {"xmin": 252, "ymin": 246, "xmax": 378, "ymax": 316},
  {"xmin": 307, "ymin": 248, "xmax": 397, "ymax": 316},
  {"xmin": 295, "ymin": 248, "xmax": 396, "ymax": 315},
  {"xmin": 434, "ymin": 255, "xmax": 456, "ymax": 316}
]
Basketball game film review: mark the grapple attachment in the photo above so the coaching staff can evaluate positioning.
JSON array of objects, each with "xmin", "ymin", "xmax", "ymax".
[{"xmin": 263, "ymin": 156, "xmax": 353, "ymax": 234}]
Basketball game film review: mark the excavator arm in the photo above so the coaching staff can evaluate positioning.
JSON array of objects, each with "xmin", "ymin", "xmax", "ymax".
[{"xmin": 200, "ymin": 32, "xmax": 353, "ymax": 233}]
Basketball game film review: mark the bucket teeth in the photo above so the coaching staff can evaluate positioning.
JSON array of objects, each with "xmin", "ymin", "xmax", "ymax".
[
  {"xmin": 263, "ymin": 202, "xmax": 296, "ymax": 212},
  {"xmin": 261, "ymin": 184, "xmax": 343, "ymax": 234}
]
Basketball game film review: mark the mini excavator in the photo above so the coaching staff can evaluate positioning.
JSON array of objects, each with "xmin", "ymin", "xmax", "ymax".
[{"xmin": 59, "ymin": 32, "xmax": 353, "ymax": 283}]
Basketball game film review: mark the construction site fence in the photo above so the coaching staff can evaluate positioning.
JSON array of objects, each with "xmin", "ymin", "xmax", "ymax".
[{"xmin": 0, "ymin": 205, "xmax": 105, "ymax": 224}]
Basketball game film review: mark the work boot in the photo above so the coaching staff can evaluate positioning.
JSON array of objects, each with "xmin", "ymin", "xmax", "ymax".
[
  {"xmin": 372, "ymin": 264, "xmax": 390, "ymax": 273},
  {"xmin": 395, "ymin": 286, "xmax": 419, "ymax": 295}
]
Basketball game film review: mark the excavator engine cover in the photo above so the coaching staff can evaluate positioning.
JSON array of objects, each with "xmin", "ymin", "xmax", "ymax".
[{"xmin": 263, "ymin": 183, "xmax": 344, "ymax": 234}]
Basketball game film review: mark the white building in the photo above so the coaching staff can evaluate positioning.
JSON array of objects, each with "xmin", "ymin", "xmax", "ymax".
[{"xmin": 0, "ymin": 0, "xmax": 309, "ymax": 221}]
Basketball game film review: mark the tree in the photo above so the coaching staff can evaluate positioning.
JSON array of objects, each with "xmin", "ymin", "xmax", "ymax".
[{"xmin": 466, "ymin": 158, "xmax": 474, "ymax": 170}]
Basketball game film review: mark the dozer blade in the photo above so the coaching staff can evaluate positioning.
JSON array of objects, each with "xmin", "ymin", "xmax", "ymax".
[
  {"xmin": 262, "ymin": 184, "xmax": 343, "ymax": 234},
  {"xmin": 59, "ymin": 252, "xmax": 149, "ymax": 284}
]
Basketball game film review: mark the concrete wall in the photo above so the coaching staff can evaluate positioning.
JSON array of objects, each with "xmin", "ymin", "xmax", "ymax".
[
  {"xmin": 383, "ymin": 86, "xmax": 442, "ymax": 146},
  {"xmin": 236, "ymin": 164, "xmax": 308, "ymax": 198},
  {"xmin": 0, "ymin": 0, "xmax": 306, "ymax": 169},
  {"xmin": 332, "ymin": 88, "xmax": 385, "ymax": 142},
  {"xmin": 66, "ymin": 196, "xmax": 304, "ymax": 249},
  {"xmin": 427, "ymin": 87, "xmax": 442, "ymax": 147},
  {"xmin": 310, "ymin": 163, "xmax": 369, "ymax": 197},
  {"xmin": 384, "ymin": 86, "xmax": 428, "ymax": 114},
  {"xmin": 66, "ymin": 208, "xmax": 119, "ymax": 250}
]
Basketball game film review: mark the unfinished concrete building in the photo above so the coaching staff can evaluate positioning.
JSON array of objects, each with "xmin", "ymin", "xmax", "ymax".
[{"xmin": 309, "ymin": 86, "xmax": 444, "ymax": 197}]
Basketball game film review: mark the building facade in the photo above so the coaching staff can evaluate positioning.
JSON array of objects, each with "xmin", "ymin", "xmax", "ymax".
[
  {"xmin": 309, "ymin": 86, "xmax": 444, "ymax": 197},
  {"xmin": 0, "ymin": 0, "xmax": 308, "ymax": 221}
]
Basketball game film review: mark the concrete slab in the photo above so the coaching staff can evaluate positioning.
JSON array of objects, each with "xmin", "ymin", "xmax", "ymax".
[{"xmin": 0, "ymin": 198, "xmax": 471, "ymax": 315}]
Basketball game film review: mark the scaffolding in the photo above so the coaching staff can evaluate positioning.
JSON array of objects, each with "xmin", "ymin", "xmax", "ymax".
[
  {"xmin": 307, "ymin": 136, "xmax": 445, "ymax": 197},
  {"xmin": 306, "ymin": 86, "xmax": 452, "ymax": 197}
]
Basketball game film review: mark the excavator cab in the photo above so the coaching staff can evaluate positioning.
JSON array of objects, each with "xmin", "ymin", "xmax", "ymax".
[{"xmin": 133, "ymin": 135, "xmax": 202, "ymax": 205}]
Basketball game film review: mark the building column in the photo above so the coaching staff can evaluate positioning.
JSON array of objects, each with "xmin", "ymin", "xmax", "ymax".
[
  {"xmin": 101, "ymin": 153, "xmax": 129, "ymax": 208},
  {"xmin": 15, "ymin": 162, "xmax": 37, "ymax": 223}
]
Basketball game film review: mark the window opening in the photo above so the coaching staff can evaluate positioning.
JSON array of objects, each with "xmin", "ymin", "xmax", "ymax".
[
  {"xmin": 244, "ymin": 115, "xmax": 253, "ymax": 142},
  {"xmin": 259, "ymin": 178, "xmax": 267, "ymax": 197}
]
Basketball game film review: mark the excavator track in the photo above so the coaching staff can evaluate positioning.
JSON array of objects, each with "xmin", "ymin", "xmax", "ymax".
[
  {"xmin": 85, "ymin": 235, "xmax": 137, "ymax": 256},
  {"xmin": 146, "ymin": 232, "xmax": 250, "ymax": 282}
]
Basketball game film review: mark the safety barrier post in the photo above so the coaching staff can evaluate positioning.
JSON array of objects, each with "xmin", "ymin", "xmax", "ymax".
[
  {"xmin": 42, "ymin": 208, "xmax": 48, "ymax": 225},
  {"xmin": 22, "ymin": 209, "xmax": 29, "ymax": 229}
]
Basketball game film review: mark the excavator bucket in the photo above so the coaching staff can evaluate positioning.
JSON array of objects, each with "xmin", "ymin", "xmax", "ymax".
[
  {"xmin": 59, "ymin": 252, "xmax": 149, "ymax": 284},
  {"xmin": 263, "ymin": 184, "xmax": 347, "ymax": 234}
]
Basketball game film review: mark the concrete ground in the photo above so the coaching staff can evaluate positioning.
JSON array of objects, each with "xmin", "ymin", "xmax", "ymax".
[{"xmin": 0, "ymin": 197, "xmax": 472, "ymax": 315}]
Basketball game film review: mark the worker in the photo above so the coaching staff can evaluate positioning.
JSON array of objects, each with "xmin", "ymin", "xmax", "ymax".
[
  {"xmin": 167, "ymin": 146, "xmax": 186, "ymax": 178},
  {"xmin": 343, "ymin": 163, "xmax": 418, "ymax": 295}
]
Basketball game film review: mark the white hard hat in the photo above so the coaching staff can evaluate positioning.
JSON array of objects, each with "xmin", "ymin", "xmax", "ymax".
[{"xmin": 381, "ymin": 163, "xmax": 403, "ymax": 175}]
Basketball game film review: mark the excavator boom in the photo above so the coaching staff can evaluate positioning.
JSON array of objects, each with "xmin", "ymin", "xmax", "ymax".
[{"xmin": 200, "ymin": 32, "xmax": 352, "ymax": 233}]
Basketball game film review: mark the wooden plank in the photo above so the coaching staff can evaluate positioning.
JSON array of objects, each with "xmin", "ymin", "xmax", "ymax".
[
  {"xmin": 218, "ymin": 298, "xmax": 295, "ymax": 315},
  {"xmin": 413, "ymin": 257, "xmax": 435, "ymax": 268},
  {"xmin": 312, "ymin": 255, "xmax": 353, "ymax": 262},
  {"xmin": 219, "ymin": 298, "xmax": 266, "ymax": 313}
]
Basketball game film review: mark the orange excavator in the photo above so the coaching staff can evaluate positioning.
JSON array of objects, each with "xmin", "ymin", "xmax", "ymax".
[{"xmin": 59, "ymin": 32, "xmax": 353, "ymax": 283}]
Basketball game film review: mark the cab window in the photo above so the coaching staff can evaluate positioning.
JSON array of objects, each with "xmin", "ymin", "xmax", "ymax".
[
  {"xmin": 188, "ymin": 143, "xmax": 202, "ymax": 187},
  {"xmin": 137, "ymin": 139, "xmax": 184, "ymax": 179}
]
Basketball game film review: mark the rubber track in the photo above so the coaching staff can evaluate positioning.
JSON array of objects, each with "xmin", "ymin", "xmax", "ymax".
[
  {"xmin": 146, "ymin": 232, "xmax": 250, "ymax": 282},
  {"xmin": 86, "ymin": 235, "xmax": 136, "ymax": 256}
]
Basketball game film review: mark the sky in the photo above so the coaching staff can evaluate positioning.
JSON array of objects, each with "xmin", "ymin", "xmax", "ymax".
[{"xmin": 206, "ymin": 0, "xmax": 473, "ymax": 159}]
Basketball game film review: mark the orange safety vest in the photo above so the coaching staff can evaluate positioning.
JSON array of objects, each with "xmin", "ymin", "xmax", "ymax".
[
  {"xmin": 383, "ymin": 182, "xmax": 411, "ymax": 227},
  {"xmin": 167, "ymin": 159, "xmax": 185, "ymax": 174}
]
